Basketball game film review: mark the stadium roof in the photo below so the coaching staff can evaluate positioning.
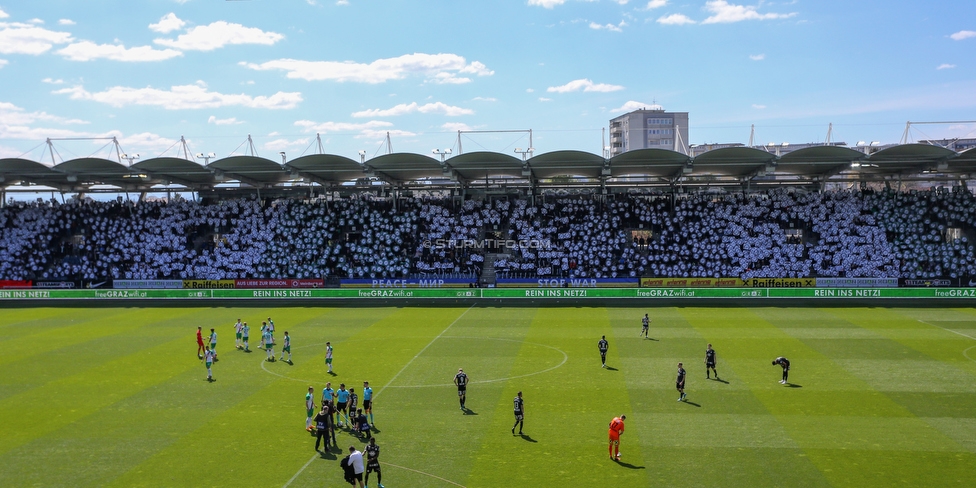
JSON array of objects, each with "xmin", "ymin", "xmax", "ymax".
[{"xmin": 2, "ymin": 142, "xmax": 974, "ymax": 193}]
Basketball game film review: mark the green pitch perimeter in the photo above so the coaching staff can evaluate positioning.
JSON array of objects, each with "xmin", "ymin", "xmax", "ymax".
[{"xmin": 2, "ymin": 306, "xmax": 976, "ymax": 487}]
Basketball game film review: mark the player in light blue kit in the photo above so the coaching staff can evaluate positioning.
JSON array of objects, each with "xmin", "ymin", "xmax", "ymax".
[
  {"xmin": 362, "ymin": 381, "xmax": 374, "ymax": 426},
  {"xmin": 335, "ymin": 383, "xmax": 350, "ymax": 427}
]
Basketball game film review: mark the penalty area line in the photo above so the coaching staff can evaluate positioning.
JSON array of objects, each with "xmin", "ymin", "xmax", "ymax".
[{"xmin": 281, "ymin": 305, "xmax": 474, "ymax": 488}]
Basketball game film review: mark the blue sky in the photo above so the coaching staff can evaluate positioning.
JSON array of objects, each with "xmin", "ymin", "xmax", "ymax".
[{"xmin": 1, "ymin": 0, "xmax": 974, "ymax": 163}]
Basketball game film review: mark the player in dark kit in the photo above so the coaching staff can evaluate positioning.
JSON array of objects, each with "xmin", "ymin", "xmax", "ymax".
[
  {"xmin": 773, "ymin": 357, "xmax": 791, "ymax": 384},
  {"xmin": 454, "ymin": 368, "xmax": 468, "ymax": 410},
  {"xmin": 598, "ymin": 336, "xmax": 609, "ymax": 368},
  {"xmin": 705, "ymin": 344, "xmax": 718, "ymax": 379},
  {"xmin": 640, "ymin": 313, "xmax": 650, "ymax": 339},
  {"xmin": 364, "ymin": 437, "xmax": 384, "ymax": 488},
  {"xmin": 512, "ymin": 391, "xmax": 524, "ymax": 435},
  {"xmin": 676, "ymin": 362, "xmax": 687, "ymax": 402}
]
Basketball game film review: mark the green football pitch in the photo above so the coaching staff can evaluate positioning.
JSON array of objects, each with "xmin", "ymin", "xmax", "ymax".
[{"xmin": 2, "ymin": 306, "xmax": 976, "ymax": 487}]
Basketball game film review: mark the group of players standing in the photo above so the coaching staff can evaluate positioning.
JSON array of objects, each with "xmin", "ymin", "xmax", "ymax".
[
  {"xmin": 601, "ymin": 313, "xmax": 793, "ymax": 461},
  {"xmin": 195, "ymin": 317, "xmax": 294, "ymax": 382}
]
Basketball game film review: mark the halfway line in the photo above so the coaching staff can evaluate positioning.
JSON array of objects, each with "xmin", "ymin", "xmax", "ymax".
[{"xmin": 281, "ymin": 305, "xmax": 474, "ymax": 488}]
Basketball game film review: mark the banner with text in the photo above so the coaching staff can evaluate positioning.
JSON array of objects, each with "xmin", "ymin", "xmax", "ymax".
[
  {"xmin": 235, "ymin": 279, "xmax": 324, "ymax": 288},
  {"xmin": 497, "ymin": 278, "xmax": 638, "ymax": 288},
  {"xmin": 0, "ymin": 280, "xmax": 32, "ymax": 289},
  {"xmin": 898, "ymin": 278, "xmax": 956, "ymax": 287},
  {"xmin": 815, "ymin": 278, "xmax": 899, "ymax": 288},
  {"xmin": 183, "ymin": 279, "xmax": 236, "ymax": 289},
  {"xmin": 640, "ymin": 277, "xmax": 744, "ymax": 288},
  {"xmin": 340, "ymin": 278, "xmax": 473, "ymax": 288},
  {"xmin": 114, "ymin": 280, "xmax": 183, "ymax": 289},
  {"xmin": 742, "ymin": 278, "xmax": 816, "ymax": 288}
]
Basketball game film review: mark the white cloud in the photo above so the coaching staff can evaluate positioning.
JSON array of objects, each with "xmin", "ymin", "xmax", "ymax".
[
  {"xmin": 0, "ymin": 22, "xmax": 73, "ymax": 54},
  {"xmin": 547, "ymin": 78, "xmax": 625, "ymax": 93},
  {"xmin": 657, "ymin": 13, "xmax": 696, "ymax": 25},
  {"xmin": 357, "ymin": 128, "xmax": 416, "ymax": 139},
  {"xmin": 42, "ymin": 77, "xmax": 64, "ymax": 84},
  {"xmin": 950, "ymin": 30, "xmax": 976, "ymax": 41},
  {"xmin": 749, "ymin": 53, "xmax": 765, "ymax": 61},
  {"xmin": 430, "ymin": 72, "xmax": 472, "ymax": 84},
  {"xmin": 646, "ymin": 0, "xmax": 667, "ymax": 9},
  {"xmin": 0, "ymin": 59, "xmax": 6, "ymax": 68},
  {"xmin": 442, "ymin": 122, "xmax": 473, "ymax": 132},
  {"xmin": 526, "ymin": 88, "xmax": 535, "ymax": 93},
  {"xmin": 148, "ymin": 13, "xmax": 185, "ymax": 34},
  {"xmin": 936, "ymin": 63, "xmax": 956, "ymax": 70},
  {"xmin": 752, "ymin": 104, "xmax": 766, "ymax": 109},
  {"xmin": 702, "ymin": 1, "xmax": 797, "ymax": 24},
  {"xmin": 28, "ymin": 18, "xmax": 43, "ymax": 24},
  {"xmin": 294, "ymin": 119, "xmax": 394, "ymax": 134},
  {"xmin": 528, "ymin": 0, "xmax": 567, "ymax": 8},
  {"xmin": 154, "ymin": 21, "xmax": 283, "ymax": 51},
  {"xmin": 352, "ymin": 102, "xmax": 473, "ymax": 118},
  {"xmin": 0, "ymin": 101, "xmax": 89, "ymax": 127},
  {"xmin": 610, "ymin": 100, "xmax": 663, "ymax": 113},
  {"xmin": 53, "ymin": 82, "xmax": 303, "ymax": 110},
  {"xmin": 0, "ymin": 9, "xmax": 8, "ymax": 19},
  {"xmin": 57, "ymin": 41, "xmax": 183, "ymax": 62},
  {"xmin": 336, "ymin": 0, "xmax": 349, "ymax": 5},
  {"xmin": 58, "ymin": 19, "xmax": 75, "ymax": 26},
  {"xmin": 111, "ymin": 131, "xmax": 181, "ymax": 152},
  {"xmin": 208, "ymin": 115, "xmax": 244, "ymax": 125},
  {"xmin": 590, "ymin": 21, "xmax": 627, "ymax": 32},
  {"xmin": 472, "ymin": 96, "xmax": 497, "ymax": 102},
  {"xmin": 539, "ymin": 97, "xmax": 552, "ymax": 102},
  {"xmin": 242, "ymin": 53, "xmax": 493, "ymax": 84},
  {"xmin": 263, "ymin": 138, "xmax": 309, "ymax": 151}
]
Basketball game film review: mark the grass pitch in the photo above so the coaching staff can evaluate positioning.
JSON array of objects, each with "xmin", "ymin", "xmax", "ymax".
[{"xmin": 1, "ymin": 305, "xmax": 976, "ymax": 487}]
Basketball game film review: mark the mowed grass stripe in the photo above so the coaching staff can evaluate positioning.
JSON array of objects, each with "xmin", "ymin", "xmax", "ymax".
[
  {"xmin": 0, "ymin": 310, "xmax": 232, "ymax": 457},
  {"xmin": 617, "ymin": 308, "xmax": 830, "ymax": 488},
  {"xmin": 0, "ymin": 308, "xmax": 158, "ymax": 365},
  {"xmin": 688, "ymin": 308, "xmax": 972, "ymax": 487},
  {"xmin": 0, "ymin": 307, "xmax": 91, "ymax": 334},
  {"xmin": 0, "ymin": 307, "xmax": 204, "ymax": 402},
  {"xmin": 105, "ymin": 308, "xmax": 468, "ymax": 488},
  {"xmin": 348, "ymin": 308, "xmax": 540, "ymax": 488},
  {"xmin": 466, "ymin": 308, "xmax": 647, "ymax": 487}
]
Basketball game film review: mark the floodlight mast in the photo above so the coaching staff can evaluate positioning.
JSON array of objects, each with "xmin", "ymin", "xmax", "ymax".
[
  {"xmin": 195, "ymin": 152, "xmax": 216, "ymax": 165},
  {"xmin": 432, "ymin": 148, "xmax": 452, "ymax": 162},
  {"xmin": 121, "ymin": 153, "xmax": 140, "ymax": 166}
]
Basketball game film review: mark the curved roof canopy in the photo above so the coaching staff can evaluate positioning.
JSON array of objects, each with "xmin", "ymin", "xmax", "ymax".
[
  {"xmin": 208, "ymin": 156, "xmax": 289, "ymax": 186},
  {"xmin": 528, "ymin": 150, "xmax": 606, "ymax": 179},
  {"xmin": 776, "ymin": 146, "xmax": 865, "ymax": 177},
  {"xmin": 0, "ymin": 158, "xmax": 66, "ymax": 187},
  {"xmin": 446, "ymin": 151, "xmax": 525, "ymax": 180},
  {"xmin": 132, "ymin": 157, "xmax": 215, "ymax": 187},
  {"xmin": 854, "ymin": 144, "xmax": 957, "ymax": 175},
  {"xmin": 692, "ymin": 147, "xmax": 775, "ymax": 177},
  {"xmin": 610, "ymin": 148, "xmax": 690, "ymax": 179},
  {"xmin": 55, "ymin": 157, "xmax": 141, "ymax": 187},
  {"xmin": 286, "ymin": 154, "xmax": 366, "ymax": 184},
  {"xmin": 366, "ymin": 153, "xmax": 444, "ymax": 182}
]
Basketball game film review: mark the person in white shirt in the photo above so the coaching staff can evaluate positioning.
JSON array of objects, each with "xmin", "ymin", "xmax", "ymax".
[{"xmin": 347, "ymin": 446, "xmax": 365, "ymax": 487}]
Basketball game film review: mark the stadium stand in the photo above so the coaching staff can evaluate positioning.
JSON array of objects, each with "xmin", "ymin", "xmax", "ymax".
[{"xmin": 1, "ymin": 189, "xmax": 974, "ymax": 282}]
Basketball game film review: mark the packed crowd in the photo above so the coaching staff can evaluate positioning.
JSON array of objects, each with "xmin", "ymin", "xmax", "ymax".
[{"xmin": 1, "ymin": 188, "xmax": 974, "ymax": 281}]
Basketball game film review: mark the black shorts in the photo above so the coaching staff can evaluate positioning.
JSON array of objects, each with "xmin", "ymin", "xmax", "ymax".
[
  {"xmin": 363, "ymin": 400, "xmax": 372, "ymax": 410},
  {"xmin": 353, "ymin": 473, "xmax": 363, "ymax": 482},
  {"xmin": 514, "ymin": 411, "xmax": 523, "ymax": 421},
  {"xmin": 337, "ymin": 402, "xmax": 347, "ymax": 411},
  {"xmin": 457, "ymin": 387, "xmax": 466, "ymax": 396},
  {"xmin": 706, "ymin": 361, "xmax": 716, "ymax": 367},
  {"xmin": 676, "ymin": 381, "xmax": 685, "ymax": 390},
  {"xmin": 367, "ymin": 461, "xmax": 381, "ymax": 472},
  {"xmin": 600, "ymin": 350, "xmax": 607, "ymax": 356}
]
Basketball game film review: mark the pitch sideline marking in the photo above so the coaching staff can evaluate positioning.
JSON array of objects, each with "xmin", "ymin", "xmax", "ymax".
[
  {"xmin": 282, "ymin": 306, "xmax": 473, "ymax": 488},
  {"xmin": 385, "ymin": 462, "xmax": 466, "ymax": 487},
  {"xmin": 917, "ymin": 319, "xmax": 976, "ymax": 364}
]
